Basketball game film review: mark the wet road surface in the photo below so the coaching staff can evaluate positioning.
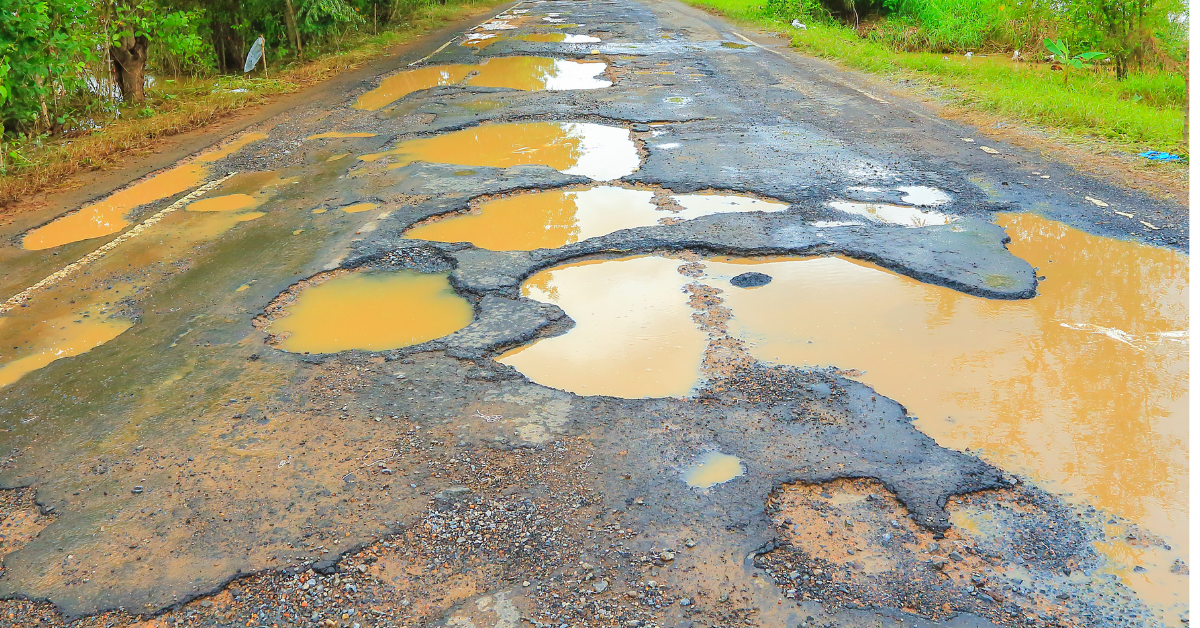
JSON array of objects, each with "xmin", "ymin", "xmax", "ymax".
[{"xmin": 0, "ymin": 1, "xmax": 1188, "ymax": 627}]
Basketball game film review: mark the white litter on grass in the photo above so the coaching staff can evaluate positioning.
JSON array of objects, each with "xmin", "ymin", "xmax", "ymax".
[
  {"xmin": 980, "ymin": 146, "xmax": 1000, "ymax": 154},
  {"xmin": 1085, "ymin": 196, "xmax": 1109, "ymax": 207}
]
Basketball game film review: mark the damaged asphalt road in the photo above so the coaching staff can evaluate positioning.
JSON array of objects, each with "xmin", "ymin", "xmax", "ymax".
[{"xmin": 0, "ymin": 0, "xmax": 1187, "ymax": 627}]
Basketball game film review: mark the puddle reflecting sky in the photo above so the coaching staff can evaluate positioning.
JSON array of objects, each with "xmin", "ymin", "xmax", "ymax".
[
  {"xmin": 406, "ymin": 186, "xmax": 658, "ymax": 250},
  {"xmin": 353, "ymin": 57, "xmax": 610, "ymax": 111},
  {"xmin": 405, "ymin": 188, "xmax": 788, "ymax": 250},
  {"xmin": 502, "ymin": 213, "xmax": 1187, "ymax": 614},
  {"xmin": 829, "ymin": 200, "xmax": 957, "ymax": 227},
  {"xmin": 498, "ymin": 256, "xmax": 706, "ymax": 398},
  {"xmin": 360, "ymin": 122, "xmax": 639, "ymax": 181},
  {"xmin": 270, "ymin": 271, "xmax": 473, "ymax": 354},
  {"xmin": 22, "ymin": 133, "xmax": 267, "ymax": 250}
]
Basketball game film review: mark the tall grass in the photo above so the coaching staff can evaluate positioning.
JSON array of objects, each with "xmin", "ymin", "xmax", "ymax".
[
  {"xmin": 0, "ymin": 0, "xmax": 503, "ymax": 208},
  {"xmin": 682, "ymin": 0, "xmax": 1187, "ymax": 156}
]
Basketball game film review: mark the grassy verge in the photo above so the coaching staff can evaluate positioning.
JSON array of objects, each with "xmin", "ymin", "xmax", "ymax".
[
  {"xmin": 682, "ymin": 0, "xmax": 1187, "ymax": 158},
  {"xmin": 0, "ymin": 0, "xmax": 506, "ymax": 208}
]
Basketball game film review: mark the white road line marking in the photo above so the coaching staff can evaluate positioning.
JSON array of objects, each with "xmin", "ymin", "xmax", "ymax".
[
  {"xmin": 731, "ymin": 30, "xmax": 889, "ymax": 104},
  {"xmin": 1, "ymin": 173, "xmax": 238, "ymax": 314}
]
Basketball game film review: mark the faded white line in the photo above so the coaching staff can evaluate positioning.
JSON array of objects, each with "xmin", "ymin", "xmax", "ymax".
[
  {"xmin": 730, "ymin": 30, "xmax": 890, "ymax": 104},
  {"xmin": 1, "ymin": 173, "xmax": 238, "ymax": 314}
]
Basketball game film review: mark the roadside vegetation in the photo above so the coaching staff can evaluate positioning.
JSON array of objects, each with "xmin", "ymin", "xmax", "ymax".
[
  {"xmin": 683, "ymin": 0, "xmax": 1188, "ymax": 158},
  {"xmin": 0, "ymin": 0, "xmax": 501, "ymax": 206}
]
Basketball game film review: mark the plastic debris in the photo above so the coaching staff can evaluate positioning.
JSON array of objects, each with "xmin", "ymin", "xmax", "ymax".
[
  {"xmin": 1138, "ymin": 151, "xmax": 1182, "ymax": 162},
  {"xmin": 1012, "ymin": 49, "xmax": 1020, "ymax": 61},
  {"xmin": 965, "ymin": 52, "xmax": 973, "ymax": 58},
  {"xmin": 980, "ymin": 146, "xmax": 1000, "ymax": 154},
  {"xmin": 791, "ymin": 19, "xmax": 807, "ymax": 29}
]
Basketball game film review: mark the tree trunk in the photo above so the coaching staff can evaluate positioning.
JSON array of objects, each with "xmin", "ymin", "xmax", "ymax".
[
  {"xmin": 110, "ymin": 33, "xmax": 149, "ymax": 103},
  {"xmin": 284, "ymin": 0, "xmax": 303, "ymax": 56}
]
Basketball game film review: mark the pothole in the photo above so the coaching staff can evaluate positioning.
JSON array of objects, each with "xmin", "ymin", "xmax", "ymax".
[
  {"xmin": 492, "ymin": 212, "xmax": 1186, "ymax": 607},
  {"xmin": 828, "ymin": 200, "xmax": 958, "ymax": 227},
  {"xmin": 22, "ymin": 132, "xmax": 268, "ymax": 250},
  {"xmin": 353, "ymin": 57, "xmax": 611, "ymax": 111},
  {"xmin": 403, "ymin": 186, "xmax": 789, "ymax": 250},
  {"xmin": 257, "ymin": 270, "xmax": 473, "ymax": 354},
  {"xmin": 682, "ymin": 451, "xmax": 744, "ymax": 488},
  {"xmin": 359, "ymin": 122, "xmax": 639, "ymax": 181}
]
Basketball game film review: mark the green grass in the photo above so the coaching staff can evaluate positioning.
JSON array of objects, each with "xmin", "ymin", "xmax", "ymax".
[
  {"xmin": 0, "ymin": 0, "xmax": 506, "ymax": 207},
  {"xmin": 683, "ymin": 0, "xmax": 1187, "ymax": 157}
]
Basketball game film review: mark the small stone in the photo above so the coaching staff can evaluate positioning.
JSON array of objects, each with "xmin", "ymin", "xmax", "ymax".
[
  {"xmin": 523, "ymin": 581, "xmax": 531, "ymax": 587},
  {"xmin": 949, "ymin": 551, "xmax": 964, "ymax": 561},
  {"xmin": 199, "ymin": 600, "xmax": 213, "ymax": 608},
  {"xmin": 680, "ymin": 597, "xmax": 692, "ymax": 606},
  {"xmin": 131, "ymin": 486, "xmax": 144, "ymax": 494},
  {"xmin": 684, "ymin": 538, "xmax": 696, "ymax": 548},
  {"xmin": 730, "ymin": 272, "xmax": 772, "ymax": 288},
  {"xmin": 594, "ymin": 579, "xmax": 608, "ymax": 593},
  {"xmin": 661, "ymin": 550, "xmax": 675, "ymax": 561}
]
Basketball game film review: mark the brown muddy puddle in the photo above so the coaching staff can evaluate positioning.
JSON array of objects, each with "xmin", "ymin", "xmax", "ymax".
[
  {"xmin": 266, "ymin": 271, "xmax": 473, "ymax": 354},
  {"xmin": 0, "ymin": 172, "xmax": 287, "ymax": 388},
  {"xmin": 22, "ymin": 133, "xmax": 268, "ymax": 250},
  {"xmin": 359, "ymin": 122, "xmax": 638, "ymax": 181},
  {"xmin": 403, "ymin": 187, "xmax": 788, "ymax": 250},
  {"xmin": 682, "ymin": 451, "xmax": 744, "ymax": 488},
  {"xmin": 353, "ymin": 57, "xmax": 610, "ymax": 111},
  {"xmin": 499, "ymin": 213, "xmax": 1187, "ymax": 615}
]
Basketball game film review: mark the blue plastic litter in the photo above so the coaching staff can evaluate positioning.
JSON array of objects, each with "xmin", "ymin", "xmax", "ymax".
[{"xmin": 1138, "ymin": 151, "xmax": 1182, "ymax": 161}]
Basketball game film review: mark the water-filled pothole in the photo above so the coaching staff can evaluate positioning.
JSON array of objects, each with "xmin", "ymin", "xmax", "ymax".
[
  {"xmin": 403, "ymin": 187, "xmax": 788, "ymax": 250},
  {"xmin": 353, "ymin": 57, "xmax": 611, "ymax": 111},
  {"xmin": 497, "ymin": 255, "xmax": 706, "ymax": 398},
  {"xmin": 463, "ymin": 32, "xmax": 601, "ymax": 49},
  {"xmin": 499, "ymin": 213, "xmax": 1187, "ymax": 607},
  {"xmin": 263, "ymin": 271, "xmax": 473, "ymax": 354},
  {"xmin": 23, "ymin": 133, "xmax": 267, "ymax": 250},
  {"xmin": 829, "ymin": 200, "xmax": 957, "ymax": 227},
  {"xmin": 683, "ymin": 451, "xmax": 744, "ymax": 488},
  {"xmin": 359, "ymin": 122, "xmax": 639, "ymax": 181}
]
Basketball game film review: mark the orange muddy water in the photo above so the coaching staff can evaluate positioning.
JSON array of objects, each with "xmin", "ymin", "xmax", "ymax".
[
  {"xmin": 342, "ymin": 202, "xmax": 381, "ymax": 214},
  {"xmin": 683, "ymin": 451, "xmax": 744, "ymax": 488},
  {"xmin": 0, "ymin": 307, "xmax": 134, "ymax": 388},
  {"xmin": 352, "ymin": 57, "xmax": 610, "ymax": 111},
  {"xmin": 405, "ymin": 186, "xmax": 658, "ymax": 249},
  {"xmin": 501, "ymin": 213, "xmax": 1188, "ymax": 617},
  {"xmin": 359, "ymin": 122, "xmax": 639, "ymax": 181},
  {"xmin": 270, "ymin": 271, "xmax": 473, "ymax": 354},
  {"xmin": 23, "ymin": 133, "xmax": 268, "ymax": 250},
  {"xmin": 498, "ymin": 256, "xmax": 706, "ymax": 398},
  {"xmin": 185, "ymin": 194, "xmax": 260, "ymax": 213}
]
